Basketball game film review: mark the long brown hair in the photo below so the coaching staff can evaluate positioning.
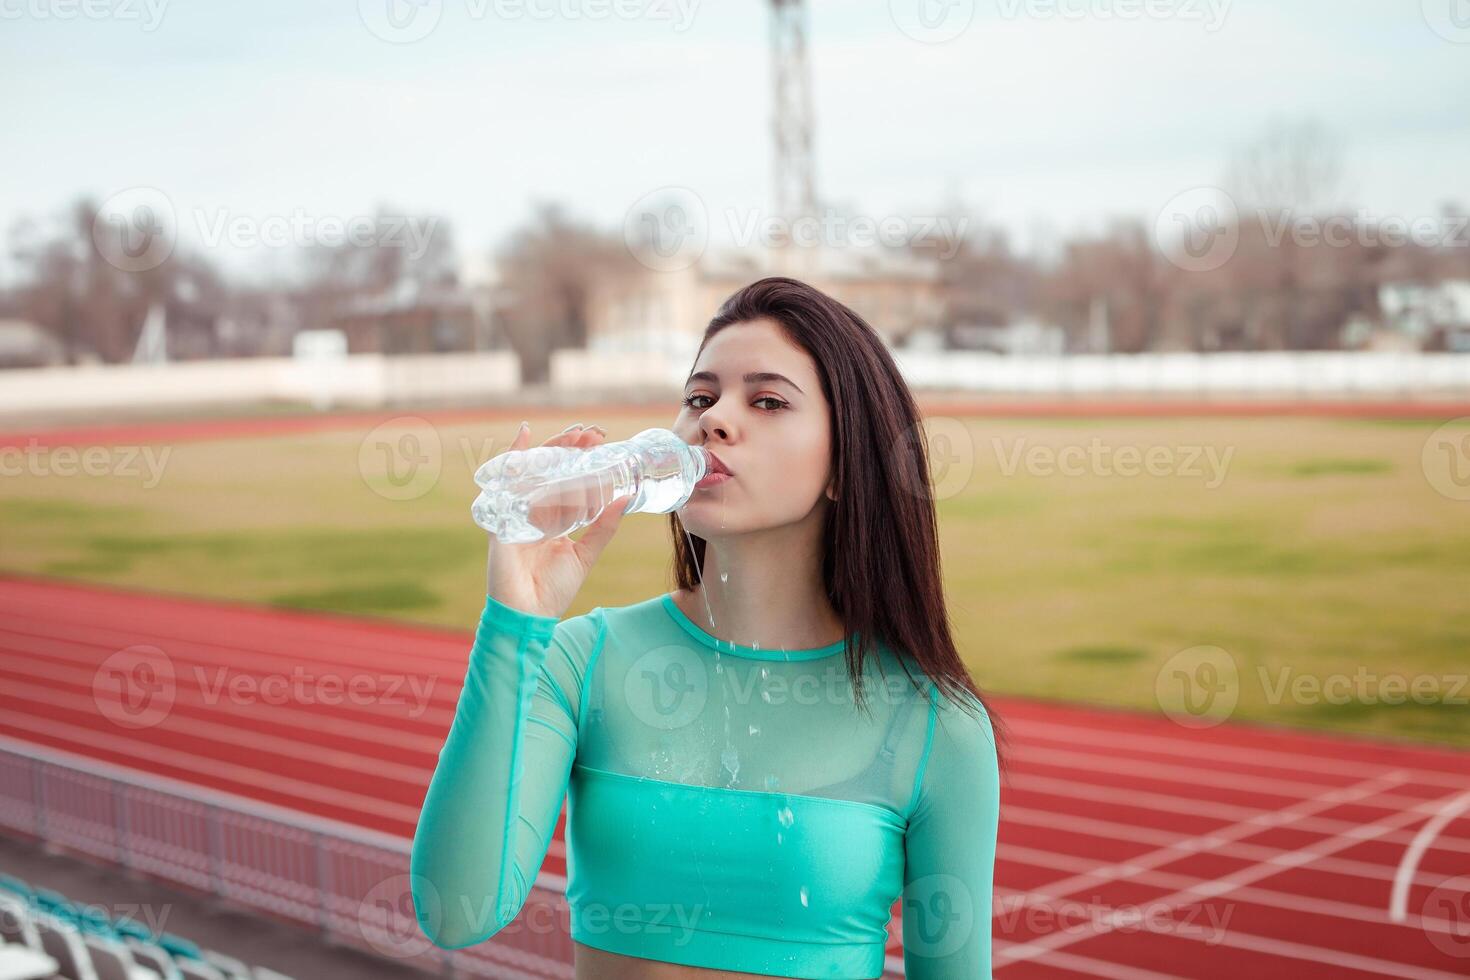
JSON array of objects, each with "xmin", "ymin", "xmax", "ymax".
[{"xmin": 668, "ymin": 275, "xmax": 1006, "ymax": 767}]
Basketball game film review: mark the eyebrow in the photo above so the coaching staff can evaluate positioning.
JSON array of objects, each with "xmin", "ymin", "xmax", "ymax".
[{"xmin": 684, "ymin": 370, "xmax": 805, "ymax": 395}]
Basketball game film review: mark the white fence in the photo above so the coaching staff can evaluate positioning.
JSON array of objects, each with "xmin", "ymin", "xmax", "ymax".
[
  {"xmin": 3, "ymin": 350, "xmax": 1469, "ymax": 418},
  {"xmin": 550, "ymin": 348, "xmax": 1470, "ymax": 399},
  {"xmin": 889, "ymin": 350, "xmax": 1470, "ymax": 397},
  {"xmin": 0, "ymin": 352, "xmax": 520, "ymax": 416}
]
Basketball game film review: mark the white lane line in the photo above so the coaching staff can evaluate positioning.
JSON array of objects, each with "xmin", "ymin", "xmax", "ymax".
[
  {"xmin": 1012, "ymin": 744, "xmax": 1446, "ymax": 815},
  {"xmin": 994, "ymin": 773, "xmax": 1404, "ymax": 918},
  {"xmin": 1390, "ymin": 788, "xmax": 1470, "ymax": 923},
  {"xmin": 1001, "ymin": 842, "xmax": 1465, "ymax": 938},
  {"xmin": 996, "ymin": 782, "xmax": 1467, "ymax": 969},
  {"xmin": 1003, "ymin": 803, "xmax": 1455, "ymax": 893},
  {"xmin": 993, "ymin": 775, "xmax": 1405, "ymax": 922},
  {"xmin": 1006, "ymin": 772, "xmax": 1470, "ymax": 855},
  {"xmin": 1009, "ymin": 717, "xmax": 1470, "ymax": 791},
  {"xmin": 999, "ymin": 892, "xmax": 1467, "ymax": 980}
]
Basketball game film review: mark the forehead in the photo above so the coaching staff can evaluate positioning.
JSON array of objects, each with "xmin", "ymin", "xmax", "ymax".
[{"xmin": 692, "ymin": 319, "xmax": 818, "ymax": 385}]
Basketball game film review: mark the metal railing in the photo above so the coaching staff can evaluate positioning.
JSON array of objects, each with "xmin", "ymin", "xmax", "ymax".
[{"xmin": 0, "ymin": 734, "xmax": 573, "ymax": 979}]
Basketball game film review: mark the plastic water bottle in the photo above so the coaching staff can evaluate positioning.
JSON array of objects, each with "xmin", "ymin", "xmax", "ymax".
[{"xmin": 471, "ymin": 427, "xmax": 710, "ymax": 543}]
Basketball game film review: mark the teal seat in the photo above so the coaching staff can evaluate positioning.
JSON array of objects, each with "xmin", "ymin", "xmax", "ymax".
[{"xmin": 157, "ymin": 932, "xmax": 203, "ymax": 960}]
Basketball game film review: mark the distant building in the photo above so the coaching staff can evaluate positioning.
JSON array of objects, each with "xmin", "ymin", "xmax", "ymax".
[
  {"xmin": 333, "ymin": 280, "xmax": 488, "ymax": 355},
  {"xmin": 585, "ymin": 245, "xmax": 944, "ymax": 355},
  {"xmin": 1377, "ymin": 279, "xmax": 1470, "ymax": 349},
  {"xmin": 0, "ymin": 319, "xmax": 66, "ymax": 368},
  {"xmin": 946, "ymin": 318, "xmax": 1067, "ymax": 356}
]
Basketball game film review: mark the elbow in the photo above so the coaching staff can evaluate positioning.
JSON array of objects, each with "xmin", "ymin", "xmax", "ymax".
[
  {"xmin": 409, "ymin": 888, "xmax": 506, "ymax": 951},
  {"xmin": 408, "ymin": 871, "xmax": 520, "ymax": 951}
]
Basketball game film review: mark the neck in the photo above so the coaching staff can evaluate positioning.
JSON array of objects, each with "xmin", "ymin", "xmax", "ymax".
[{"xmin": 681, "ymin": 514, "xmax": 845, "ymax": 652}]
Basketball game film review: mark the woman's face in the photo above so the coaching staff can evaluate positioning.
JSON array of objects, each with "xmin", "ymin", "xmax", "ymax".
[{"xmin": 672, "ymin": 318, "xmax": 835, "ymax": 537}]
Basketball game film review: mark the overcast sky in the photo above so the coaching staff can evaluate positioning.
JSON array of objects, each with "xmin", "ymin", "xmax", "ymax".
[{"xmin": 3, "ymin": 0, "xmax": 1467, "ymax": 280}]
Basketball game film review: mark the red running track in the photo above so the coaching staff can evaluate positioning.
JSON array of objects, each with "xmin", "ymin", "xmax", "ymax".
[
  {"xmin": 4, "ymin": 398, "xmax": 1470, "ymax": 451},
  {"xmin": 1, "ymin": 573, "xmax": 1467, "ymax": 978}
]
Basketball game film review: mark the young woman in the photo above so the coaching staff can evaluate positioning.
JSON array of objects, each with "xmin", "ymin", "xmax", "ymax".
[{"xmin": 412, "ymin": 277, "xmax": 1003, "ymax": 979}]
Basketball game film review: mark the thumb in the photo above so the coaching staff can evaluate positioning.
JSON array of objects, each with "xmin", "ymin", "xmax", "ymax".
[{"xmin": 573, "ymin": 492, "xmax": 632, "ymax": 566}]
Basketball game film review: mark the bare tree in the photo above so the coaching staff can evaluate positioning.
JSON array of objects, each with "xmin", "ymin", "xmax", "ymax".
[{"xmin": 493, "ymin": 202, "xmax": 631, "ymax": 384}]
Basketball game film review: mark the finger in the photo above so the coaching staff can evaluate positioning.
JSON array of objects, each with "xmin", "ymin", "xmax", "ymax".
[
  {"xmin": 542, "ymin": 424, "xmax": 586, "ymax": 448},
  {"xmin": 572, "ymin": 491, "xmax": 631, "ymax": 566}
]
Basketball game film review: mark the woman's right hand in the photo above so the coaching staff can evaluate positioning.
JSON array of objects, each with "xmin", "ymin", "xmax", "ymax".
[{"xmin": 485, "ymin": 421, "xmax": 633, "ymax": 621}]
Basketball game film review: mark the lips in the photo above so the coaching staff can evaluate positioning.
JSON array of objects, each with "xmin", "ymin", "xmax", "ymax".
[{"xmin": 705, "ymin": 450, "xmax": 733, "ymax": 477}]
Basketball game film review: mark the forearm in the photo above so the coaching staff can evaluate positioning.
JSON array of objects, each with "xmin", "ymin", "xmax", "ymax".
[{"xmin": 410, "ymin": 594, "xmax": 564, "ymax": 949}]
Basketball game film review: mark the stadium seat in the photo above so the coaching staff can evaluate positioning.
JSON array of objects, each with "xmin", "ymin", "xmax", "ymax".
[
  {"xmin": 83, "ymin": 932, "xmax": 163, "ymax": 980},
  {"xmin": 34, "ymin": 913, "xmax": 101, "ymax": 980},
  {"xmin": 124, "ymin": 938, "xmax": 184, "ymax": 980},
  {"xmin": 34, "ymin": 885, "xmax": 73, "ymax": 911},
  {"xmin": 112, "ymin": 915, "xmax": 156, "ymax": 942},
  {"xmin": 175, "ymin": 957, "xmax": 227, "ymax": 980},
  {"xmin": 0, "ymin": 873, "xmax": 32, "ymax": 902},
  {"xmin": 0, "ymin": 892, "xmax": 44, "ymax": 952},
  {"xmin": 203, "ymin": 948, "xmax": 252, "ymax": 979},
  {"xmin": 157, "ymin": 931, "xmax": 204, "ymax": 961}
]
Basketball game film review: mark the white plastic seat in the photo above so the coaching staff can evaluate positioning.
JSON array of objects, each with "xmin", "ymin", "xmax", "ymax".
[{"xmin": 33, "ymin": 914, "xmax": 100, "ymax": 980}]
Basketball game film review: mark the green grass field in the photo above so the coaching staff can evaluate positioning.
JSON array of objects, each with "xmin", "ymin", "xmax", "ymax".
[{"xmin": 3, "ymin": 410, "xmax": 1468, "ymax": 747}]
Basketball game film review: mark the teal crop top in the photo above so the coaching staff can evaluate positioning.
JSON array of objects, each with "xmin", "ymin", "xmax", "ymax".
[{"xmin": 410, "ymin": 591, "xmax": 1000, "ymax": 979}]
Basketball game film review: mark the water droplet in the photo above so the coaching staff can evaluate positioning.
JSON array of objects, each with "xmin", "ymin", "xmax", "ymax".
[
  {"xmin": 763, "ymin": 774, "xmax": 781, "ymax": 791},
  {"xmin": 777, "ymin": 805, "xmax": 794, "ymax": 828},
  {"xmin": 760, "ymin": 666, "xmax": 769, "ymax": 680},
  {"xmin": 776, "ymin": 832, "xmax": 783, "ymax": 845},
  {"xmin": 761, "ymin": 690, "xmax": 772, "ymax": 703},
  {"xmin": 721, "ymin": 746, "xmax": 740, "ymax": 783},
  {"xmin": 798, "ymin": 885, "xmax": 809, "ymax": 907},
  {"xmin": 719, "ymin": 569, "xmax": 729, "ymax": 584},
  {"xmin": 748, "ymin": 724, "xmax": 760, "ymax": 736}
]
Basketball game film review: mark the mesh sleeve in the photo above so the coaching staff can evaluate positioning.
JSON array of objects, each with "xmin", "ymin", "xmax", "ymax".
[
  {"xmin": 901, "ymin": 691, "xmax": 1002, "ymax": 978},
  {"xmin": 410, "ymin": 593, "xmax": 603, "ymax": 949}
]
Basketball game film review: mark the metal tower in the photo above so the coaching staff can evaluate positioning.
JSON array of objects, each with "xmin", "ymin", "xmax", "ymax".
[{"xmin": 770, "ymin": 0, "xmax": 817, "ymax": 277}]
